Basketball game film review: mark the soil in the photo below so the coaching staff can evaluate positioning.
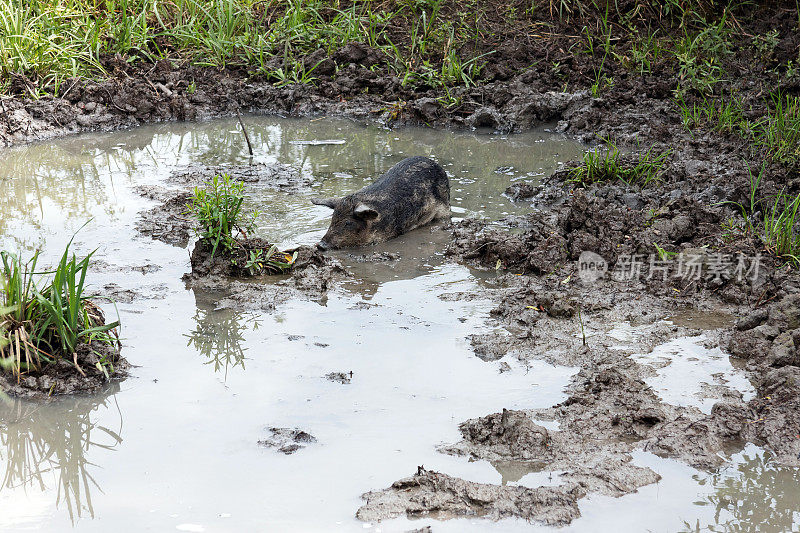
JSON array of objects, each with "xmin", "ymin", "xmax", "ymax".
[
  {"xmin": 0, "ymin": 337, "xmax": 128, "ymax": 400},
  {"xmin": 357, "ymin": 466, "xmax": 584, "ymax": 525},
  {"xmin": 3, "ymin": 0, "xmax": 800, "ymax": 525},
  {"xmin": 258, "ymin": 427, "xmax": 318, "ymax": 455}
]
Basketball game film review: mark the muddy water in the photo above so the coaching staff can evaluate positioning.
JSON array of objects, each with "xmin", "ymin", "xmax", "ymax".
[{"xmin": 0, "ymin": 117, "xmax": 797, "ymax": 532}]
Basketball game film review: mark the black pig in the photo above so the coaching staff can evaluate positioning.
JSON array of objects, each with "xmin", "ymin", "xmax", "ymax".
[{"xmin": 312, "ymin": 156, "xmax": 450, "ymax": 249}]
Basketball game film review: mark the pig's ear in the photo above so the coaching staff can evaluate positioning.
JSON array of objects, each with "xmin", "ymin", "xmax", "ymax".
[
  {"xmin": 353, "ymin": 203, "xmax": 379, "ymax": 221},
  {"xmin": 311, "ymin": 197, "xmax": 339, "ymax": 209}
]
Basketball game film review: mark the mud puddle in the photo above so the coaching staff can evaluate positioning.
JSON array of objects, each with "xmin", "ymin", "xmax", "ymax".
[{"xmin": 0, "ymin": 117, "xmax": 797, "ymax": 532}]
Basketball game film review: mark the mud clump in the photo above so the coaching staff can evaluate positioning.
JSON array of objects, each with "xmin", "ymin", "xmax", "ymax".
[
  {"xmin": 325, "ymin": 371, "xmax": 352, "ymax": 384},
  {"xmin": 168, "ymin": 162, "xmax": 308, "ymax": 190},
  {"xmin": 448, "ymin": 217, "xmax": 567, "ymax": 275},
  {"xmin": 722, "ymin": 293, "xmax": 800, "ymax": 466},
  {"xmin": 356, "ymin": 467, "xmax": 584, "ymax": 525},
  {"xmin": 193, "ymin": 246, "xmax": 351, "ymax": 312},
  {"xmin": 469, "ymin": 332, "xmax": 512, "ymax": 362},
  {"xmin": 0, "ymin": 340, "xmax": 128, "ymax": 400},
  {"xmin": 258, "ymin": 427, "xmax": 317, "ymax": 455},
  {"xmin": 186, "ymin": 237, "xmax": 294, "ymax": 279},
  {"xmin": 135, "ymin": 188, "xmax": 194, "ymax": 247}
]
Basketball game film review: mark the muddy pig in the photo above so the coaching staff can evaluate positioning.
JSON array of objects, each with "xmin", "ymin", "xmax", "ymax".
[{"xmin": 312, "ymin": 156, "xmax": 450, "ymax": 249}]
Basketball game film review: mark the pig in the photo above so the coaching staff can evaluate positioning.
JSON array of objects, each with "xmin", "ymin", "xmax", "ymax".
[{"xmin": 312, "ymin": 156, "xmax": 450, "ymax": 249}]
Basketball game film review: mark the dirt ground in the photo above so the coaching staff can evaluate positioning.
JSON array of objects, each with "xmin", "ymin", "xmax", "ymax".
[{"xmin": 2, "ymin": 0, "xmax": 799, "ymax": 526}]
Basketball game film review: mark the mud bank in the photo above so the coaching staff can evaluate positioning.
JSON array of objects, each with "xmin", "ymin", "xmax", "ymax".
[
  {"xmin": 353, "ymin": 240, "xmax": 798, "ymax": 524},
  {"xmin": 357, "ymin": 467, "xmax": 584, "ymax": 525},
  {"xmin": 0, "ymin": 339, "xmax": 128, "ymax": 400}
]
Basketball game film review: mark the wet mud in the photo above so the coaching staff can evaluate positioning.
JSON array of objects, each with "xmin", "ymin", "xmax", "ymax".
[
  {"xmin": 357, "ymin": 466, "xmax": 584, "ymax": 525},
  {"xmin": 0, "ymin": 340, "xmax": 128, "ymax": 400},
  {"xmin": 258, "ymin": 427, "xmax": 317, "ymax": 455}
]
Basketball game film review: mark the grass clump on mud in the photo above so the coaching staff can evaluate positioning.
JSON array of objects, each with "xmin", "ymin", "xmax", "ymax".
[
  {"xmin": 185, "ymin": 173, "xmax": 297, "ymax": 277},
  {"xmin": 755, "ymin": 94, "xmax": 800, "ymax": 169},
  {"xmin": 0, "ymin": 240, "xmax": 124, "ymax": 398},
  {"xmin": 568, "ymin": 144, "xmax": 671, "ymax": 187},
  {"xmin": 720, "ymin": 164, "xmax": 800, "ymax": 267}
]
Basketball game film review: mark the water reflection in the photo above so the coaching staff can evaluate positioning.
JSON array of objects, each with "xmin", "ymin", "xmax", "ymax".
[
  {"xmin": 185, "ymin": 299, "xmax": 261, "ymax": 380},
  {"xmin": 682, "ymin": 449, "xmax": 800, "ymax": 532},
  {"xmin": 0, "ymin": 385, "xmax": 123, "ymax": 523}
]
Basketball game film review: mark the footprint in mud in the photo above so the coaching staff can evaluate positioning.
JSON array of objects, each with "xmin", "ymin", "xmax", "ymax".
[{"xmin": 258, "ymin": 428, "xmax": 317, "ymax": 455}]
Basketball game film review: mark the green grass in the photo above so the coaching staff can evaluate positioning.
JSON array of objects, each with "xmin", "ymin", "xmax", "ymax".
[
  {"xmin": 186, "ymin": 173, "xmax": 256, "ymax": 257},
  {"xmin": 185, "ymin": 174, "xmax": 296, "ymax": 272},
  {"xmin": 673, "ymin": 11, "xmax": 733, "ymax": 98},
  {"xmin": 0, "ymin": 0, "xmax": 492, "ymax": 95},
  {"xmin": 754, "ymin": 93, "xmax": 800, "ymax": 169},
  {"xmin": 568, "ymin": 143, "xmax": 672, "ymax": 187},
  {"xmin": 763, "ymin": 191, "xmax": 800, "ymax": 265},
  {"xmin": 717, "ymin": 162, "xmax": 800, "ymax": 266},
  {"xmin": 0, "ymin": 0, "xmax": 767, "ymax": 98},
  {"xmin": 677, "ymin": 94, "xmax": 753, "ymax": 135},
  {"xmin": 0, "ymin": 239, "xmax": 120, "ymax": 380}
]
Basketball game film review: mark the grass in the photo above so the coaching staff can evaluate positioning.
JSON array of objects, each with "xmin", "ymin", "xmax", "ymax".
[
  {"xmin": 754, "ymin": 93, "xmax": 800, "ymax": 169},
  {"xmin": 568, "ymin": 143, "xmax": 671, "ymax": 187},
  {"xmin": 0, "ymin": 0, "xmax": 774, "ymax": 98},
  {"xmin": 677, "ymin": 94, "xmax": 753, "ymax": 135},
  {"xmin": 763, "ymin": 191, "xmax": 800, "ymax": 265},
  {"xmin": 0, "ymin": 0, "xmax": 495, "ymax": 95},
  {"xmin": 185, "ymin": 174, "xmax": 296, "ymax": 272},
  {"xmin": 0, "ymin": 239, "xmax": 120, "ymax": 380},
  {"xmin": 186, "ymin": 173, "xmax": 257, "ymax": 258},
  {"xmin": 718, "ymin": 162, "xmax": 800, "ymax": 266}
]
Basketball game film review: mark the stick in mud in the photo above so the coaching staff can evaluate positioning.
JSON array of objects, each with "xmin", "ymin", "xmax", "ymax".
[{"xmin": 237, "ymin": 110, "xmax": 254, "ymax": 158}]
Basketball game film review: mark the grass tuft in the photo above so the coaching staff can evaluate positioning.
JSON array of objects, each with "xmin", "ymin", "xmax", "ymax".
[
  {"xmin": 569, "ymin": 143, "xmax": 671, "ymax": 188},
  {"xmin": 754, "ymin": 93, "xmax": 800, "ymax": 169},
  {"xmin": 186, "ymin": 174, "xmax": 296, "ymax": 273},
  {"xmin": 0, "ymin": 238, "xmax": 120, "ymax": 380}
]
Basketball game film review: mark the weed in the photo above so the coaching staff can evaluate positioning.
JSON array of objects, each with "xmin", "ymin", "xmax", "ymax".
[
  {"xmin": 763, "ymin": 191, "xmax": 800, "ymax": 265},
  {"xmin": 186, "ymin": 174, "xmax": 258, "ymax": 258},
  {"xmin": 677, "ymin": 94, "xmax": 752, "ymax": 135},
  {"xmin": 753, "ymin": 29, "xmax": 780, "ymax": 64},
  {"xmin": 673, "ymin": 12, "xmax": 734, "ymax": 97},
  {"xmin": 716, "ymin": 161, "xmax": 765, "ymax": 226},
  {"xmin": 717, "ymin": 162, "xmax": 800, "ymax": 265},
  {"xmin": 654, "ymin": 242, "xmax": 678, "ymax": 260},
  {"xmin": 569, "ymin": 143, "xmax": 671, "ymax": 187},
  {"xmin": 754, "ymin": 93, "xmax": 800, "ymax": 169},
  {"xmin": 239, "ymin": 245, "xmax": 297, "ymax": 275},
  {"xmin": 628, "ymin": 30, "xmax": 664, "ymax": 75},
  {"xmin": 0, "ymin": 239, "xmax": 120, "ymax": 379}
]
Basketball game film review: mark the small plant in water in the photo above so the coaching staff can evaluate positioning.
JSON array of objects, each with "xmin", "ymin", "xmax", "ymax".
[
  {"xmin": 186, "ymin": 174, "xmax": 258, "ymax": 258},
  {"xmin": 187, "ymin": 174, "xmax": 297, "ymax": 274}
]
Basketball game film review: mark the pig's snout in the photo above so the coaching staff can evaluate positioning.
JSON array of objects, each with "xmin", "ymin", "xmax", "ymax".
[{"xmin": 316, "ymin": 240, "xmax": 330, "ymax": 251}]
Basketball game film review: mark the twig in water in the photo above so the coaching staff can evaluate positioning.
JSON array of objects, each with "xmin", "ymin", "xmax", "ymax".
[{"xmin": 237, "ymin": 110, "xmax": 254, "ymax": 158}]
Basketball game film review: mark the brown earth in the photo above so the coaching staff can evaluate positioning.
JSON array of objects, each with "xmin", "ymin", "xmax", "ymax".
[{"xmin": 0, "ymin": 336, "xmax": 128, "ymax": 400}]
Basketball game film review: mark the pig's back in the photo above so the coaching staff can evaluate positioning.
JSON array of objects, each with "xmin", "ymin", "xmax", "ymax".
[{"xmin": 365, "ymin": 156, "xmax": 449, "ymax": 204}]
